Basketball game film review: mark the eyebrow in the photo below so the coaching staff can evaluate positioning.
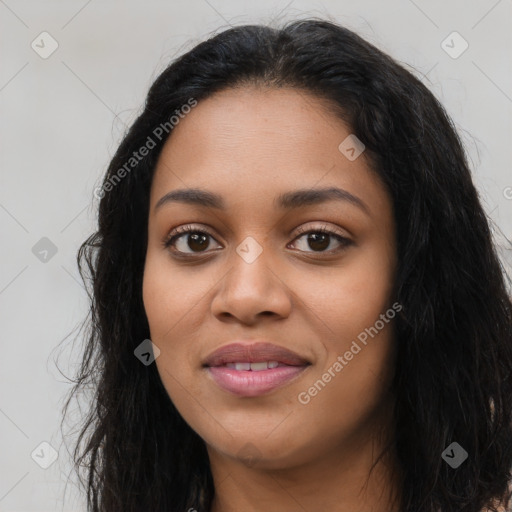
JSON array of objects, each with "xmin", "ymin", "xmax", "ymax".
[{"xmin": 154, "ymin": 186, "xmax": 370, "ymax": 215}]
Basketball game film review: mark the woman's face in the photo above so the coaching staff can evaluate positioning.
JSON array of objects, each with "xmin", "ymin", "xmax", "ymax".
[{"xmin": 143, "ymin": 86, "xmax": 397, "ymax": 470}]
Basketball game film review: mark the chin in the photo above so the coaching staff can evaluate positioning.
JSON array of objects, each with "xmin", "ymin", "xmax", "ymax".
[{"xmin": 205, "ymin": 430, "xmax": 311, "ymax": 470}]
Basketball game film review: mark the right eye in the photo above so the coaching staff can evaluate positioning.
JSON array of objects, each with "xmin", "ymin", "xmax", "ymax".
[{"xmin": 163, "ymin": 224, "xmax": 222, "ymax": 255}]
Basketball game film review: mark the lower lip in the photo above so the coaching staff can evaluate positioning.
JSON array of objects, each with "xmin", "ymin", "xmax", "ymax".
[{"xmin": 207, "ymin": 365, "xmax": 308, "ymax": 397}]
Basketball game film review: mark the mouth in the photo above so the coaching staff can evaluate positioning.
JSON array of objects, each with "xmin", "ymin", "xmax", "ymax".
[{"xmin": 203, "ymin": 341, "xmax": 311, "ymax": 397}]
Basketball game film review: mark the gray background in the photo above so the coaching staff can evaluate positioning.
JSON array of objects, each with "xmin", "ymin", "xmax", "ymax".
[{"xmin": 1, "ymin": 1, "xmax": 511, "ymax": 510}]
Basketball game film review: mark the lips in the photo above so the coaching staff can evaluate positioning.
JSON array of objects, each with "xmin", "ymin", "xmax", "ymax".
[
  {"xmin": 203, "ymin": 342, "xmax": 310, "ymax": 368},
  {"xmin": 203, "ymin": 341, "xmax": 311, "ymax": 397}
]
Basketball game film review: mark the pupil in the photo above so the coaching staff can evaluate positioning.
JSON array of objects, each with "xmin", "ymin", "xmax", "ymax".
[
  {"xmin": 308, "ymin": 233, "xmax": 329, "ymax": 251},
  {"xmin": 188, "ymin": 233, "xmax": 209, "ymax": 251}
]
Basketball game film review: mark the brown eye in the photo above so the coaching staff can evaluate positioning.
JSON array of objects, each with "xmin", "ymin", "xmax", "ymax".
[
  {"xmin": 290, "ymin": 226, "xmax": 352, "ymax": 253},
  {"xmin": 302, "ymin": 232, "xmax": 331, "ymax": 251},
  {"xmin": 164, "ymin": 225, "xmax": 221, "ymax": 254}
]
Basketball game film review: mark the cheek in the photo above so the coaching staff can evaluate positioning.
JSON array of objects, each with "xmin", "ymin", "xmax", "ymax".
[
  {"xmin": 142, "ymin": 251, "xmax": 212, "ymax": 338},
  {"xmin": 296, "ymin": 304, "xmax": 396, "ymax": 448},
  {"xmin": 142, "ymin": 255, "xmax": 190, "ymax": 386},
  {"xmin": 142, "ymin": 252, "xmax": 212, "ymax": 400},
  {"xmin": 293, "ymin": 243, "xmax": 397, "ymax": 402},
  {"xmin": 295, "ymin": 249, "xmax": 395, "ymax": 342}
]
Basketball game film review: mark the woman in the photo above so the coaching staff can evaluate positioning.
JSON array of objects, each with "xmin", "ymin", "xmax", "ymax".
[{"xmin": 63, "ymin": 18, "xmax": 512, "ymax": 512}]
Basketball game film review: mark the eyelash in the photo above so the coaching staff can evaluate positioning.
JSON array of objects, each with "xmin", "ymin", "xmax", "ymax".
[{"xmin": 162, "ymin": 223, "xmax": 352, "ymax": 258}]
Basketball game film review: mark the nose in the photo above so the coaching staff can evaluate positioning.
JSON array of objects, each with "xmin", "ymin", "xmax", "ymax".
[{"xmin": 210, "ymin": 244, "xmax": 293, "ymax": 325}]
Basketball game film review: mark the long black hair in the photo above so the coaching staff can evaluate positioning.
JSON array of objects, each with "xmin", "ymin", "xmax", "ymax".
[{"xmin": 61, "ymin": 18, "xmax": 512, "ymax": 512}]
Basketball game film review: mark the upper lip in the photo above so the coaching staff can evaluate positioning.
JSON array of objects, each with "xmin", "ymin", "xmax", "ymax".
[{"xmin": 203, "ymin": 342, "xmax": 311, "ymax": 367}]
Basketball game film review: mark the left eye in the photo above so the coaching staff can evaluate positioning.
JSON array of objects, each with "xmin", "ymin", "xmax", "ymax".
[{"xmin": 289, "ymin": 228, "xmax": 351, "ymax": 253}]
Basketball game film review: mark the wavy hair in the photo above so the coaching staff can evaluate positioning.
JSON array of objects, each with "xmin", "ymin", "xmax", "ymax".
[{"xmin": 61, "ymin": 18, "xmax": 512, "ymax": 512}]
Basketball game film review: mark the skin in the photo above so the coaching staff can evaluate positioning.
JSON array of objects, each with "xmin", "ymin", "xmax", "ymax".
[{"xmin": 143, "ymin": 86, "xmax": 401, "ymax": 512}]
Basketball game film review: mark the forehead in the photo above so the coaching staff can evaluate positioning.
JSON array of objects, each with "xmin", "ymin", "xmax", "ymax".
[{"xmin": 149, "ymin": 86, "xmax": 389, "ymax": 217}]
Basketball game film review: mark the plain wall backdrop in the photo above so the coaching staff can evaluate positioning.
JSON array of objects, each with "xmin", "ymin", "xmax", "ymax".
[{"xmin": 1, "ymin": 1, "xmax": 511, "ymax": 510}]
